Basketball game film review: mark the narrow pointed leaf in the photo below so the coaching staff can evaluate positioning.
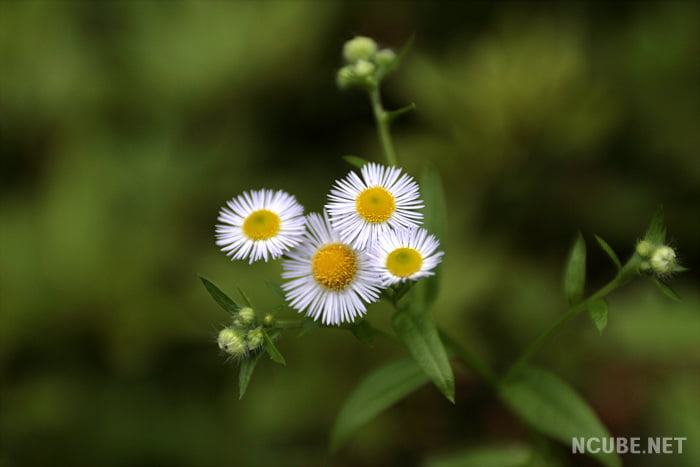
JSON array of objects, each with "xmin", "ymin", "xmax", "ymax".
[
  {"xmin": 265, "ymin": 281, "xmax": 286, "ymax": 302},
  {"xmin": 199, "ymin": 276, "xmax": 241, "ymax": 314},
  {"xmin": 237, "ymin": 287, "xmax": 253, "ymax": 307},
  {"xmin": 387, "ymin": 102, "xmax": 416, "ymax": 123},
  {"xmin": 238, "ymin": 352, "xmax": 264, "ymax": 399},
  {"xmin": 564, "ymin": 232, "xmax": 586, "ymax": 306},
  {"xmin": 392, "ymin": 308, "xmax": 455, "ymax": 403},
  {"xmin": 588, "ymin": 299, "xmax": 609, "ymax": 335},
  {"xmin": 376, "ymin": 34, "xmax": 414, "ymax": 80},
  {"xmin": 298, "ymin": 319, "xmax": 319, "ymax": 337},
  {"xmin": 239, "ymin": 330, "xmax": 281, "ymax": 398},
  {"xmin": 342, "ymin": 155, "xmax": 369, "ymax": 169},
  {"xmin": 262, "ymin": 330, "xmax": 286, "ymax": 365},
  {"xmin": 594, "ymin": 234, "xmax": 621, "ymax": 271},
  {"xmin": 349, "ymin": 320, "xmax": 375, "ymax": 346},
  {"xmin": 644, "ymin": 205, "xmax": 666, "ymax": 244},
  {"xmin": 654, "ymin": 279, "xmax": 682, "ymax": 301},
  {"xmin": 330, "ymin": 358, "xmax": 429, "ymax": 451},
  {"xmin": 499, "ymin": 366, "xmax": 621, "ymax": 467}
]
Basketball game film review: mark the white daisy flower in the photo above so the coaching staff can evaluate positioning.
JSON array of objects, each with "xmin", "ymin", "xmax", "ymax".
[
  {"xmin": 326, "ymin": 162, "xmax": 423, "ymax": 249},
  {"xmin": 372, "ymin": 226, "xmax": 444, "ymax": 286},
  {"xmin": 281, "ymin": 211, "xmax": 382, "ymax": 325},
  {"xmin": 215, "ymin": 189, "xmax": 305, "ymax": 263}
]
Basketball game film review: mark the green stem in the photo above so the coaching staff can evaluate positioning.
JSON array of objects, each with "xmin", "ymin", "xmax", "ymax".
[
  {"xmin": 504, "ymin": 263, "xmax": 638, "ymax": 381},
  {"xmin": 369, "ymin": 87, "xmax": 397, "ymax": 166}
]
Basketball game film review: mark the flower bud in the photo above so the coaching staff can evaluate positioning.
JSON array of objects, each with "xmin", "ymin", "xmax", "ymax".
[
  {"xmin": 263, "ymin": 314, "xmax": 275, "ymax": 326},
  {"xmin": 343, "ymin": 36, "xmax": 378, "ymax": 63},
  {"xmin": 353, "ymin": 59, "xmax": 376, "ymax": 78},
  {"xmin": 375, "ymin": 48, "xmax": 396, "ymax": 67},
  {"xmin": 650, "ymin": 245, "xmax": 676, "ymax": 275},
  {"xmin": 238, "ymin": 307, "xmax": 255, "ymax": 326},
  {"xmin": 336, "ymin": 65, "xmax": 355, "ymax": 89},
  {"xmin": 217, "ymin": 327, "xmax": 246, "ymax": 356},
  {"xmin": 636, "ymin": 240, "xmax": 655, "ymax": 258},
  {"xmin": 246, "ymin": 327, "xmax": 264, "ymax": 351},
  {"xmin": 638, "ymin": 260, "xmax": 652, "ymax": 274}
]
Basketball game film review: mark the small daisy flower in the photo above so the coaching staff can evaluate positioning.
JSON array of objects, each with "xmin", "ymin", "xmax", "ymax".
[
  {"xmin": 281, "ymin": 211, "xmax": 382, "ymax": 325},
  {"xmin": 215, "ymin": 189, "xmax": 305, "ymax": 263},
  {"xmin": 372, "ymin": 226, "xmax": 444, "ymax": 286},
  {"xmin": 326, "ymin": 163, "xmax": 423, "ymax": 249}
]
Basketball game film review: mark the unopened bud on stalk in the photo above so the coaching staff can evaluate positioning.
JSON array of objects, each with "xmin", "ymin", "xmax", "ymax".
[
  {"xmin": 650, "ymin": 245, "xmax": 677, "ymax": 275},
  {"xmin": 375, "ymin": 48, "xmax": 396, "ymax": 67},
  {"xmin": 218, "ymin": 328, "xmax": 246, "ymax": 356},
  {"xmin": 238, "ymin": 307, "xmax": 256, "ymax": 326},
  {"xmin": 246, "ymin": 327, "xmax": 264, "ymax": 351},
  {"xmin": 343, "ymin": 36, "xmax": 378, "ymax": 63},
  {"xmin": 636, "ymin": 240, "xmax": 655, "ymax": 258}
]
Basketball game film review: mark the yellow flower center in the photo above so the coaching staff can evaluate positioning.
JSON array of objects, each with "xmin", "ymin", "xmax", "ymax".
[
  {"xmin": 386, "ymin": 248, "xmax": 423, "ymax": 277},
  {"xmin": 242, "ymin": 209, "xmax": 280, "ymax": 241},
  {"xmin": 312, "ymin": 243, "xmax": 357, "ymax": 290},
  {"xmin": 356, "ymin": 186, "xmax": 395, "ymax": 223}
]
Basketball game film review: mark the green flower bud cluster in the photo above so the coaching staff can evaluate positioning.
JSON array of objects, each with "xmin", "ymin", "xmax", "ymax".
[
  {"xmin": 217, "ymin": 307, "xmax": 266, "ymax": 357},
  {"xmin": 337, "ymin": 36, "xmax": 397, "ymax": 90},
  {"xmin": 636, "ymin": 240, "xmax": 679, "ymax": 276}
]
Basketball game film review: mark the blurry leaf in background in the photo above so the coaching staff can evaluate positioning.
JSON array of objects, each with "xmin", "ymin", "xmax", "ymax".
[
  {"xmin": 331, "ymin": 358, "xmax": 430, "ymax": 452},
  {"xmin": 499, "ymin": 366, "xmax": 621, "ymax": 467}
]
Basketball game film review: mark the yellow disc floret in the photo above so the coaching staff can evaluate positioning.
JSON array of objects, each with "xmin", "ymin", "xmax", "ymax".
[
  {"xmin": 312, "ymin": 243, "xmax": 357, "ymax": 290},
  {"xmin": 386, "ymin": 248, "xmax": 423, "ymax": 277},
  {"xmin": 242, "ymin": 209, "xmax": 281, "ymax": 241},
  {"xmin": 356, "ymin": 186, "xmax": 396, "ymax": 223}
]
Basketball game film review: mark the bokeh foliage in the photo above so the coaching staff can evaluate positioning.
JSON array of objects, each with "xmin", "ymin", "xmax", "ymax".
[{"xmin": 1, "ymin": 2, "xmax": 698, "ymax": 466}]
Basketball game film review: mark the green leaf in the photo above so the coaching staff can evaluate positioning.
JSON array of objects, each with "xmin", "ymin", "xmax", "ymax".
[
  {"xmin": 237, "ymin": 287, "xmax": 253, "ymax": 307},
  {"xmin": 499, "ymin": 366, "xmax": 621, "ymax": 467},
  {"xmin": 386, "ymin": 102, "xmax": 416, "ymax": 123},
  {"xmin": 654, "ymin": 279, "xmax": 682, "ymax": 301},
  {"xmin": 349, "ymin": 320, "xmax": 375, "ymax": 346},
  {"xmin": 199, "ymin": 276, "xmax": 241, "ymax": 314},
  {"xmin": 563, "ymin": 232, "xmax": 586, "ymax": 306},
  {"xmin": 644, "ymin": 205, "xmax": 666, "ymax": 245},
  {"xmin": 330, "ymin": 358, "xmax": 429, "ymax": 451},
  {"xmin": 239, "ymin": 330, "xmax": 282, "ymax": 399},
  {"xmin": 587, "ymin": 299, "xmax": 609, "ymax": 335},
  {"xmin": 376, "ymin": 34, "xmax": 414, "ymax": 80},
  {"xmin": 265, "ymin": 281, "xmax": 286, "ymax": 302},
  {"xmin": 414, "ymin": 166, "xmax": 448, "ymax": 311},
  {"xmin": 298, "ymin": 319, "xmax": 319, "ymax": 337},
  {"xmin": 426, "ymin": 443, "xmax": 532, "ymax": 467},
  {"xmin": 342, "ymin": 155, "xmax": 369, "ymax": 169},
  {"xmin": 392, "ymin": 308, "xmax": 455, "ymax": 403},
  {"xmin": 262, "ymin": 330, "xmax": 286, "ymax": 365},
  {"xmin": 238, "ymin": 352, "xmax": 263, "ymax": 399},
  {"xmin": 594, "ymin": 234, "xmax": 621, "ymax": 271}
]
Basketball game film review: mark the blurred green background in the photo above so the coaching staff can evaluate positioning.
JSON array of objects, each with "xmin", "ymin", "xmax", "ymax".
[{"xmin": 1, "ymin": 1, "xmax": 699, "ymax": 466}]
